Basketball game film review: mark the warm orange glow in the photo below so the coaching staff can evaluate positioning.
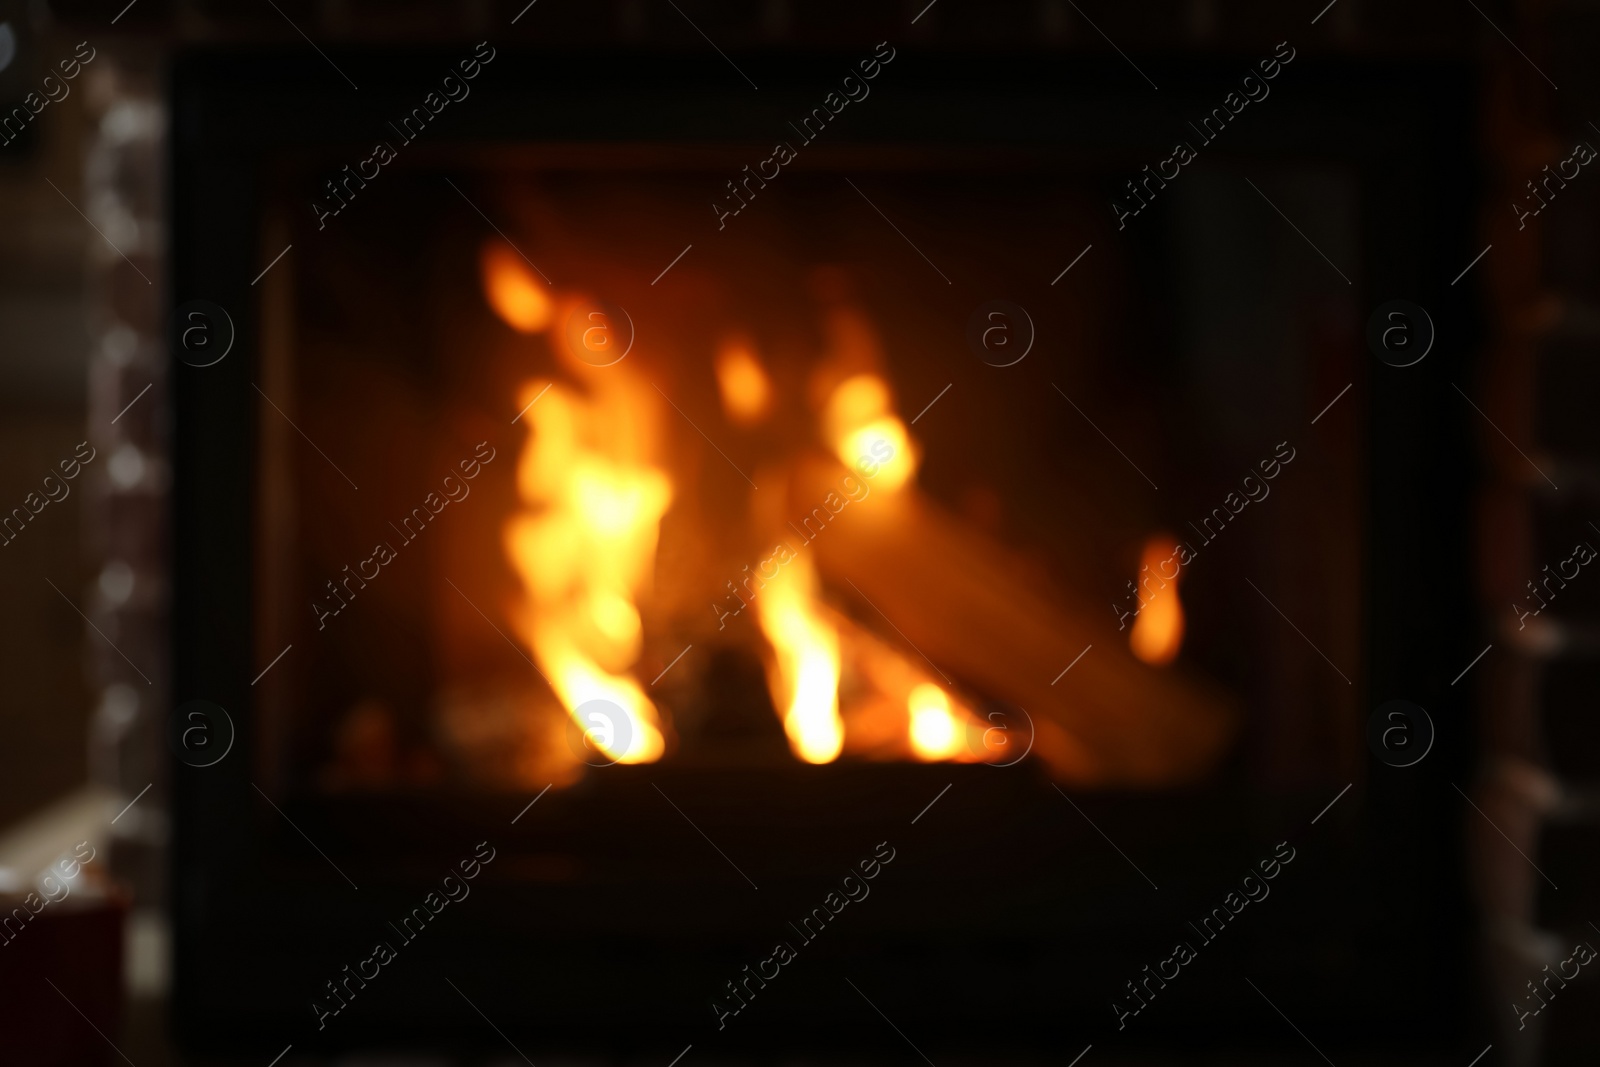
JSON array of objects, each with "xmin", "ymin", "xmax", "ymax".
[
  {"xmin": 826, "ymin": 374, "xmax": 890, "ymax": 431},
  {"xmin": 823, "ymin": 374, "xmax": 918, "ymax": 491},
  {"xmin": 502, "ymin": 378, "xmax": 671, "ymax": 763},
  {"xmin": 907, "ymin": 683, "xmax": 962, "ymax": 760},
  {"xmin": 715, "ymin": 339, "xmax": 773, "ymax": 425},
  {"xmin": 480, "ymin": 242, "xmax": 553, "ymax": 333},
  {"xmin": 756, "ymin": 555, "xmax": 844, "ymax": 763},
  {"xmin": 841, "ymin": 418, "xmax": 914, "ymax": 491},
  {"xmin": 1129, "ymin": 535, "xmax": 1185, "ymax": 666},
  {"xmin": 824, "ymin": 611, "xmax": 989, "ymax": 763}
]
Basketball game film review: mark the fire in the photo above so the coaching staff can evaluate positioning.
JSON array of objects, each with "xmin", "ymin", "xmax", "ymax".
[
  {"xmin": 477, "ymin": 258, "xmax": 1005, "ymax": 769},
  {"xmin": 499, "ymin": 371, "xmax": 671, "ymax": 763},
  {"xmin": 480, "ymin": 242, "xmax": 553, "ymax": 333},
  {"xmin": 823, "ymin": 374, "xmax": 918, "ymax": 491},
  {"xmin": 756, "ymin": 554, "xmax": 844, "ymax": 764},
  {"xmin": 907, "ymin": 683, "xmax": 963, "ymax": 760},
  {"xmin": 715, "ymin": 337, "xmax": 773, "ymax": 426},
  {"xmin": 1129, "ymin": 534, "xmax": 1185, "ymax": 666}
]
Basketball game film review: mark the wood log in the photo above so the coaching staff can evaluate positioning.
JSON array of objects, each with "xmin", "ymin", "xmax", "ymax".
[{"xmin": 785, "ymin": 455, "xmax": 1239, "ymax": 787}]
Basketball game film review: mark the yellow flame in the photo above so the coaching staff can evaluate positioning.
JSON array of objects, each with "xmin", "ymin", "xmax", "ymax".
[
  {"xmin": 756, "ymin": 555, "xmax": 843, "ymax": 763},
  {"xmin": 826, "ymin": 374, "xmax": 889, "ymax": 430},
  {"xmin": 824, "ymin": 374, "xmax": 917, "ymax": 491},
  {"xmin": 481, "ymin": 242, "xmax": 553, "ymax": 333},
  {"xmin": 1129, "ymin": 535, "xmax": 1185, "ymax": 666},
  {"xmin": 841, "ymin": 418, "xmax": 914, "ymax": 492},
  {"xmin": 907, "ymin": 683, "xmax": 962, "ymax": 760},
  {"xmin": 502, "ymin": 379, "xmax": 671, "ymax": 763},
  {"xmin": 715, "ymin": 338, "xmax": 773, "ymax": 426}
]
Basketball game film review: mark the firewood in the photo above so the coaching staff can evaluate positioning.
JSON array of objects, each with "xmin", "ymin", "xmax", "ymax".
[{"xmin": 785, "ymin": 455, "xmax": 1238, "ymax": 786}]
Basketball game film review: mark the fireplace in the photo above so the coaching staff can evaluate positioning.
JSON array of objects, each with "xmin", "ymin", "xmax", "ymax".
[{"xmin": 170, "ymin": 45, "xmax": 1481, "ymax": 1060}]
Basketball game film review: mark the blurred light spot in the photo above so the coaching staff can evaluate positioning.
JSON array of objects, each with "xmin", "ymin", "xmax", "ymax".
[
  {"xmin": 102, "ymin": 324, "xmax": 138, "ymax": 366},
  {"xmin": 480, "ymin": 241, "xmax": 552, "ymax": 333},
  {"xmin": 715, "ymin": 338, "xmax": 773, "ymax": 426},
  {"xmin": 99, "ymin": 561, "xmax": 135, "ymax": 606},
  {"xmin": 98, "ymin": 684, "xmax": 140, "ymax": 732},
  {"xmin": 1129, "ymin": 534, "xmax": 1185, "ymax": 666},
  {"xmin": 109, "ymin": 444, "xmax": 145, "ymax": 488},
  {"xmin": 823, "ymin": 374, "xmax": 918, "ymax": 491},
  {"xmin": 908, "ymin": 683, "xmax": 962, "ymax": 760}
]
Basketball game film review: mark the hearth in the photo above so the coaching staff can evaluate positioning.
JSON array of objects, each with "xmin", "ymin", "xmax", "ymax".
[{"xmin": 169, "ymin": 46, "xmax": 1480, "ymax": 1059}]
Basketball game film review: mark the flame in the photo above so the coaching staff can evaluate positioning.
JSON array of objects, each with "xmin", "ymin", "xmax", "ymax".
[
  {"xmin": 823, "ymin": 374, "xmax": 918, "ymax": 491},
  {"xmin": 756, "ymin": 554, "xmax": 844, "ymax": 763},
  {"xmin": 1129, "ymin": 534, "xmax": 1185, "ymax": 666},
  {"xmin": 715, "ymin": 338, "xmax": 773, "ymax": 426},
  {"xmin": 481, "ymin": 241, "xmax": 553, "ymax": 333},
  {"xmin": 826, "ymin": 373, "xmax": 890, "ymax": 430},
  {"xmin": 907, "ymin": 683, "xmax": 963, "ymax": 760},
  {"xmin": 824, "ymin": 608, "xmax": 990, "ymax": 762},
  {"xmin": 502, "ymin": 378, "xmax": 671, "ymax": 763}
]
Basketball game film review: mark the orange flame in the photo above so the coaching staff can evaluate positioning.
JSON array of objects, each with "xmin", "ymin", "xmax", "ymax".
[
  {"xmin": 501, "ymin": 376, "xmax": 672, "ymax": 763},
  {"xmin": 823, "ymin": 374, "xmax": 917, "ymax": 491},
  {"xmin": 825, "ymin": 607, "xmax": 988, "ymax": 762},
  {"xmin": 480, "ymin": 242, "xmax": 553, "ymax": 334},
  {"xmin": 715, "ymin": 338, "xmax": 774, "ymax": 426},
  {"xmin": 756, "ymin": 554, "xmax": 844, "ymax": 763},
  {"xmin": 1129, "ymin": 535, "xmax": 1185, "ymax": 666},
  {"xmin": 907, "ymin": 683, "xmax": 964, "ymax": 760}
]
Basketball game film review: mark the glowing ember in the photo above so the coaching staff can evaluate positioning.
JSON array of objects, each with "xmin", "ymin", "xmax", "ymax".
[
  {"xmin": 756, "ymin": 554, "xmax": 844, "ymax": 763},
  {"xmin": 823, "ymin": 374, "xmax": 918, "ymax": 491},
  {"xmin": 907, "ymin": 683, "xmax": 962, "ymax": 760},
  {"xmin": 715, "ymin": 337, "xmax": 774, "ymax": 426},
  {"xmin": 480, "ymin": 241, "xmax": 552, "ymax": 334},
  {"xmin": 1129, "ymin": 534, "xmax": 1185, "ymax": 666},
  {"xmin": 499, "ymin": 371, "xmax": 671, "ymax": 762}
]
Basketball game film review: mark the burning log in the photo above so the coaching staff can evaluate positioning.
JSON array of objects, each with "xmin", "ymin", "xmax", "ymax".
[{"xmin": 786, "ymin": 455, "xmax": 1238, "ymax": 787}]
